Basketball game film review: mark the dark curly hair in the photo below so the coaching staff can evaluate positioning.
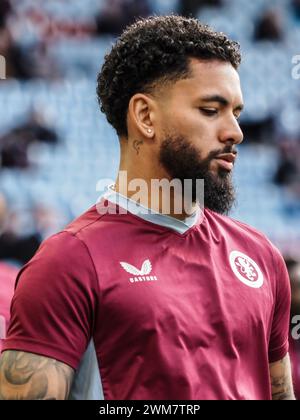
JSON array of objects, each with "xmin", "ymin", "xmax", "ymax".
[{"xmin": 97, "ymin": 15, "xmax": 241, "ymax": 137}]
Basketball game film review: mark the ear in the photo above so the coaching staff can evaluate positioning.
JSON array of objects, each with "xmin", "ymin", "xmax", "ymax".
[{"xmin": 128, "ymin": 93, "xmax": 156, "ymax": 139}]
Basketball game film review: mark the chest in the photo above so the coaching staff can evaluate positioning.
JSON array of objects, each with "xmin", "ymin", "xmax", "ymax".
[{"xmin": 93, "ymin": 235, "xmax": 275, "ymax": 346}]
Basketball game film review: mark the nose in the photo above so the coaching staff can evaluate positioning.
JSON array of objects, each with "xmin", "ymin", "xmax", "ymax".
[{"xmin": 219, "ymin": 117, "xmax": 244, "ymax": 145}]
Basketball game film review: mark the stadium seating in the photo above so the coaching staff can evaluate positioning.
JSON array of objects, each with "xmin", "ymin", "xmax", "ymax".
[{"xmin": 0, "ymin": 0, "xmax": 299, "ymax": 256}]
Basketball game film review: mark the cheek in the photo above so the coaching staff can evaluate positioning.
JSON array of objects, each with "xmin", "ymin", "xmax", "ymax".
[
  {"xmin": 187, "ymin": 114, "xmax": 218, "ymax": 142},
  {"xmin": 165, "ymin": 107, "xmax": 199, "ymax": 130},
  {"xmin": 161, "ymin": 109, "xmax": 218, "ymax": 151}
]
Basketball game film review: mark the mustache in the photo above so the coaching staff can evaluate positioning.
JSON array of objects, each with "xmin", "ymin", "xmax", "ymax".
[{"xmin": 207, "ymin": 145, "xmax": 238, "ymax": 161}]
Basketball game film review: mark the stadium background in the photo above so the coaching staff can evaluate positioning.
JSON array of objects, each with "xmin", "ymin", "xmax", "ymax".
[
  {"xmin": 0, "ymin": 0, "xmax": 300, "ymax": 265},
  {"xmin": 0, "ymin": 0, "xmax": 300, "ymax": 400}
]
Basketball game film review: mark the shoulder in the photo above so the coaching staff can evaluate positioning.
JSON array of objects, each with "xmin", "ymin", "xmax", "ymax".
[
  {"xmin": 37, "ymin": 204, "xmax": 106, "ymax": 259},
  {"xmin": 15, "ymin": 217, "xmax": 100, "ymax": 292},
  {"xmin": 64, "ymin": 205, "xmax": 103, "ymax": 236},
  {"xmin": 64, "ymin": 201, "xmax": 129, "ymax": 241},
  {"xmin": 203, "ymin": 208, "xmax": 283, "ymax": 263},
  {"xmin": 205, "ymin": 208, "xmax": 271, "ymax": 242}
]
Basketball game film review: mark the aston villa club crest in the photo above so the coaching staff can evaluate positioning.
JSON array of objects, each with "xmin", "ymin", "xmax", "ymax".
[{"xmin": 229, "ymin": 251, "xmax": 264, "ymax": 289}]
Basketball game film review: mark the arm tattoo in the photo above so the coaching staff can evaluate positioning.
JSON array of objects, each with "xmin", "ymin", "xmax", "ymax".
[
  {"xmin": 133, "ymin": 139, "xmax": 143, "ymax": 155},
  {"xmin": 0, "ymin": 351, "xmax": 74, "ymax": 400},
  {"xmin": 270, "ymin": 354, "xmax": 295, "ymax": 400}
]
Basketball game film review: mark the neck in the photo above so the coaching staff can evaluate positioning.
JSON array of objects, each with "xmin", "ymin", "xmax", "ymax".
[
  {"xmin": 114, "ymin": 138, "xmax": 199, "ymax": 221},
  {"xmin": 114, "ymin": 168, "xmax": 198, "ymax": 221}
]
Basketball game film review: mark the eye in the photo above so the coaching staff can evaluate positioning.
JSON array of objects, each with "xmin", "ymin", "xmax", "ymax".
[
  {"xmin": 200, "ymin": 108, "xmax": 218, "ymax": 117},
  {"xmin": 234, "ymin": 114, "xmax": 241, "ymax": 122}
]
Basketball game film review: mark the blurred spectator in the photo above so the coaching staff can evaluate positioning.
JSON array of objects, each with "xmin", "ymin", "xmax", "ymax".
[
  {"xmin": 0, "ymin": 261, "xmax": 18, "ymax": 352},
  {"xmin": 0, "ymin": 192, "xmax": 65, "ymax": 265},
  {"xmin": 0, "ymin": 110, "xmax": 59, "ymax": 169},
  {"xmin": 0, "ymin": 194, "xmax": 41, "ymax": 265},
  {"xmin": 274, "ymin": 140, "xmax": 300, "ymax": 214},
  {"xmin": 0, "ymin": 207, "xmax": 65, "ymax": 266},
  {"xmin": 285, "ymin": 258, "xmax": 300, "ymax": 400},
  {"xmin": 179, "ymin": 0, "xmax": 223, "ymax": 17},
  {"xmin": 20, "ymin": 40, "xmax": 61, "ymax": 80},
  {"xmin": 0, "ymin": 25, "xmax": 25, "ymax": 79},
  {"xmin": 0, "ymin": 192, "xmax": 18, "ymax": 352},
  {"xmin": 240, "ymin": 116, "xmax": 276, "ymax": 144},
  {"xmin": 0, "ymin": 0, "xmax": 11, "ymax": 29},
  {"xmin": 23, "ymin": 7, "xmax": 95, "ymax": 41},
  {"xmin": 291, "ymin": 0, "xmax": 300, "ymax": 21},
  {"xmin": 0, "ymin": 15, "xmax": 61, "ymax": 81},
  {"xmin": 254, "ymin": 9, "xmax": 284, "ymax": 42},
  {"xmin": 95, "ymin": 0, "xmax": 152, "ymax": 36},
  {"xmin": 0, "ymin": 231, "xmax": 41, "ymax": 266},
  {"xmin": 274, "ymin": 140, "xmax": 299, "ymax": 186},
  {"xmin": 33, "ymin": 203, "xmax": 66, "ymax": 240}
]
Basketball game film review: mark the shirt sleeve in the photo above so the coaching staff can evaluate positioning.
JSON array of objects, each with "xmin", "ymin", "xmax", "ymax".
[
  {"xmin": 2, "ymin": 231, "xmax": 99, "ymax": 370},
  {"xmin": 268, "ymin": 246, "xmax": 291, "ymax": 363}
]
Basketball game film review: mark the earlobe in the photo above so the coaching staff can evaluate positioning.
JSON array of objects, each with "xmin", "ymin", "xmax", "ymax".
[
  {"xmin": 129, "ymin": 93, "xmax": 156, "ymax": 139},
  {"xmin": 145, "ymin": 128, "xmax": 155, "ymax": 139}
]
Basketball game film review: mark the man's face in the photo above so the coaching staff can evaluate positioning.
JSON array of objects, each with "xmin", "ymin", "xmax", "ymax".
[{"xmin": 155, "ymin": 58, "xmax": 244, "ymax": 214}]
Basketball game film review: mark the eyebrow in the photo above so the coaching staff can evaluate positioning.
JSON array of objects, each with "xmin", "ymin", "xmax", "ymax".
[{"xmin": 200, "ymin": 95, "xmax": 244, "ymax": 112}]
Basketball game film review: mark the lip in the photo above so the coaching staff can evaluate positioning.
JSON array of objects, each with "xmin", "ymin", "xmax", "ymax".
[{"xmin": 214, "ymin": 153, "xmax": 237, "ymax": 171}]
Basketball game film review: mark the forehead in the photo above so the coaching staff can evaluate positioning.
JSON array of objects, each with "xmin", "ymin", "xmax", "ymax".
[{"xmin": 166, "ymin": 58, "xmax": 243, "ymax": 104}]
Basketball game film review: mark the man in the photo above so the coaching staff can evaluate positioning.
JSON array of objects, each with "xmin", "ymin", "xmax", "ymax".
[{"xmin": 0, "ymin": 15, "xmax": 294, "ymax": 400}]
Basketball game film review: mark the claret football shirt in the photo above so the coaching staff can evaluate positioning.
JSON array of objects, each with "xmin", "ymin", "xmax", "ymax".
[{"xmin": 3, "ymin": 192, "xmax": 291, "ymax": 400}]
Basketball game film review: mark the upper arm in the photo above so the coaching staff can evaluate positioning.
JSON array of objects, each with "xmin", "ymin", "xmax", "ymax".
[
  {"xmin": 2, "ymin": 232, "xmax": 98, "ymax": 371},
  {"xmin": 269, "ymin": 354, "xmax": 295, "ymax": 400},
  {"xmin": 0, "ymin": 350, "xmax": 74, "ymax": 400}
]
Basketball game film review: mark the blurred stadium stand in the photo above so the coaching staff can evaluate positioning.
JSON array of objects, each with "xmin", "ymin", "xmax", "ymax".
[{"xmin": 0, "ymin": 0, "xmax": 299, "ymax": 265}]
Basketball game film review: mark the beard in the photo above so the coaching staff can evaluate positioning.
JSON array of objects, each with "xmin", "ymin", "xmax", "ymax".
[{"xmin": 159, "ymin": 135, "xmax": 236, "ymax": 215}]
